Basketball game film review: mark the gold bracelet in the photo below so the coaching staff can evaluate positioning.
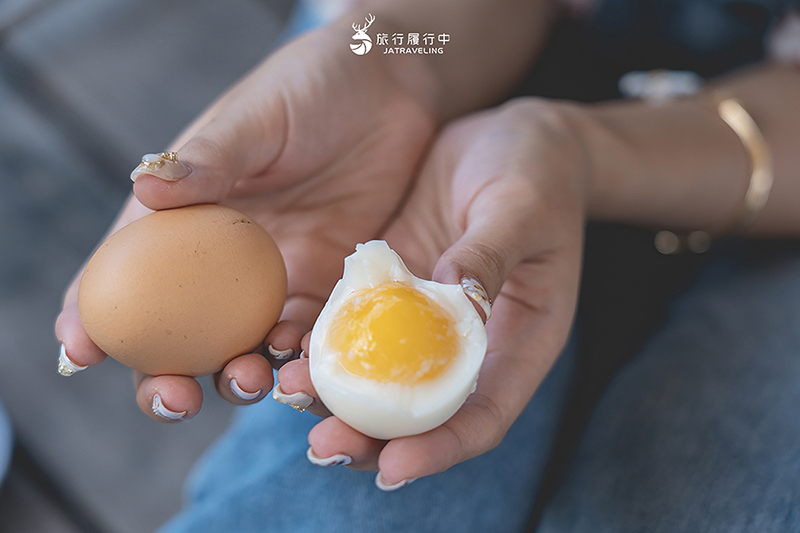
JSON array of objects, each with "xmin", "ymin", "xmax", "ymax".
[{"xmin": 655, "ymin": 90, "xmax": 774, "ymax": 255}]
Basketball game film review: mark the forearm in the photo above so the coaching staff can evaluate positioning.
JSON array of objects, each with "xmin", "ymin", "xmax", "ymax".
[
  {"xmin": 344, "ymin": 0, "xmax": 561, "ymax": 120},
  {"xmin": 578, "ymin": 63, "xmax": 800, "ymax": 237}
]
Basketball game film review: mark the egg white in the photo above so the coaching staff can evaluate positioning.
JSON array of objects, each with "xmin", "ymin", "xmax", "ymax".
[{"xmin": 309, "ymin": 240, "xmax": 487, "ymax": 440}]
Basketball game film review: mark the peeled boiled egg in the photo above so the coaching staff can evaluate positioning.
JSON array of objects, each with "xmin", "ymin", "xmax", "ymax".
[
  {"xmin": 309, "ymin": 240, "xmax": 487, "ymax": 440},
  {"xmin": 78, "ymin": 204, "xmax": 287, "ymax": 376}
]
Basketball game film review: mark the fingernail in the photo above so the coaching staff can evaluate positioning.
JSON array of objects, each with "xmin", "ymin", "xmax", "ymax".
[
  {"xmin": 130, "ymin": 152, "xmax": 189, "ymax": 182},
  {"xmin": 267, "ymin": 344, "xmax": 295, "ymax": 360},
  {"xmin": 230, "ymin": 379, "xmax": 262, "ymax": 401},
  {"xmin": 57, "ymin": 344, "xmax": 88, "ymax": 377},
  {"xmin": 460, "ymin": 275, "xmax": 492, "ymax": 321},
  {"xmin": 375, "ymin": 472, "xmax": 416, "ymax": 492},
  {"xmin": 272, "ymin": 382, "xmax": 314, "ymax": 412},
  {"xmin": 306, "ymin": 447, "xmax": 352, "ymax": 467},
  {"xmin": 299, "ymin": 350, "xmax": 308, "ymax": 360},
  {"xmin": 152, "ymin": 393, "xmax": 188, "ymax": 421}
]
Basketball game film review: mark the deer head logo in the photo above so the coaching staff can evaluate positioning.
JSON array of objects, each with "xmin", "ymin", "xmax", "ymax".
[{"xmin": 350, "ymin": 13, "xmax": 375, "ymax": 55}]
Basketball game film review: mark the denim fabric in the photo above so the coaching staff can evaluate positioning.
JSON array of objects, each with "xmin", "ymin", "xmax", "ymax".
[
  {"xmin": 160, "ymin": 243, "xmax": 800, "ymax": 532},
  {"xmin": 158, "ymin": 336, "xmax": 576, "ymax": 533},
  {"xmin": 537, "ymin": 242, "xmax": 800, "ymax": 532}
]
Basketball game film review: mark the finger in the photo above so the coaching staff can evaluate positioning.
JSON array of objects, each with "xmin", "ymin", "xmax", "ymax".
[
  {"xmin": 375, "ymin": 289, "xmax": 571, "ymax": 487},
  {"xmin": 131, "ymin": 87, "xmax": 288, "ymax": 210},
  {"xmin": 375, "ymin": 396, "xmax": 504, "ymax": 488},
  {"xmin": 263, "ymin": 319, "xmax": 306, "ymax": 368},
  {"xmin": 261, "ymin": 295, "xmax": 323, "ymax": 379},
  {"xmin": 54, "ymin": 197, "xmax": 150, "ymax": 374},
  {"xmin": 307, "ymin": 416, "xmax": 385, "ymax": 471},
  {"xmin": 431, "ymin": 175, "xmax": 541, "ymax": 321},
  {"xmin": 424, "ymin": 108, "xmax": 585, "ymax": 322},
  {"xmin": 54, "ymin": 302, "xmax": 107, "ymax": 374},
  {"xmin": 135, "ymin": 373, "xmax": 203, "ymax": 422},
  {"xmin": 214, "ymin": 353, "xmax": 275, "ymax": 404},
  {"xmin": 273, "ymin": 358, "xmax": 330, "ymax": 418},
  {"xmin": 273, "ymin": 294, "xmax": 324, "ymax": 348}
]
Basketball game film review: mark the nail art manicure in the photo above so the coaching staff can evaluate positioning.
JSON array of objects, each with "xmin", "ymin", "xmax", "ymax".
[
  {"xmin": 272, "ymin": 382, "xmax": 314, "ymax": 412},
  {"xmin": 375, "ymin": 472, "xmax": 416, "ymax": 492},
  {"xmin": 460, "ymin": 275, "xmax": 492, "ymax": 321},
  {"xmin": 230, "ymin": 379, "xmax": 262, "ymax": 401},
  {"xmin": 267, "ymin": 344, "xmax": 295, "ymax": 360},
  {"xmin": 152, "ymin": 393, "xmax": 188, "ymax": 420},
  {"xmin": 57, "ymin": 344, "xmax": 88, "ymax": 377},
  {"xmin": 130, "ymin": 152, "xmax": 190, "ymax": 182},
  {"xmin": 306, "ymin": 447, "xmax": 352, "ymax": 467}
]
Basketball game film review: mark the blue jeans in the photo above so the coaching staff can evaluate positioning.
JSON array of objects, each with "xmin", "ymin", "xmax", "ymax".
[
  {"xmin": 159, "ymin": 241, "xmax": 800, "ymax": 532},
  {"xmin": 538, "ymin": 241, "xmax": 800, "ymax": 532},
  {"xmin": 158, "ymin": 331, "xmax": 575, "ymax": 533}
]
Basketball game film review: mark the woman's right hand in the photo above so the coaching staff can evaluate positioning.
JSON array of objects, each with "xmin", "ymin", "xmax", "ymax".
[
  {"xmin": 275, "ymin": 97, "xmax": 589, "ymax": 488},
  {"xmin": 54, "ymin": 18, "xmax": 440, "ymax": 421}
]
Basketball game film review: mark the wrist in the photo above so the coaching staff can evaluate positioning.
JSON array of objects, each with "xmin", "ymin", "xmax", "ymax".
[
  {"xmin": 566, "ymin": 101, "xmax": 636, "ymax": 222},
  {"xmin": 571, "ymin": 96, "xmax": 752, "ymax": 231},
  {"xmin": 331, "ymin": 0, "xmax": 561, "ymax": 121},
  {"xmin": 498, "ymin": 97, "xmax": 595, "ymax": 219}
]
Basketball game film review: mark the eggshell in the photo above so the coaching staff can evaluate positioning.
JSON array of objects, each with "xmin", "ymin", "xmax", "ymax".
[{"xmin": 78, "ymin": 204, "xmax": 287, "ymax": 376}]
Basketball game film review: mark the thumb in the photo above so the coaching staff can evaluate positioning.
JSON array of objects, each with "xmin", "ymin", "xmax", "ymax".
[
  {"xmin": 130, "ymin": 95, "xmax": 287, "ymax": 211},
  {"xmin": 432, "ymin": 191, "xmax": 537, "ymax": 323}
]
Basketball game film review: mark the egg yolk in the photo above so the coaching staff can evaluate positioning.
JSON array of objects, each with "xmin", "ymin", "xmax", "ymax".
[{"xmin": 328, "ymin": 282, "xmax": 459, "ymax": 384}]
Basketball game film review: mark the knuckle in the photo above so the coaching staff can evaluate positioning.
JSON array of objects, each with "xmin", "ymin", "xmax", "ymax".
[
  {"xmin": 499, "ymin": 97, "xmax": 577, "ymax": 146},
  {"xmin": 448, "ymin": 393, "xmax": 508, "ymax": 461},
  {"xmin": 459, "ymin": 241, "xmax": 506, "ymax": 285},
  {"xmin": 469, "ymin": 393, "xmax": 508, "ymax": 451},
  {"xmin": 187, "ymin": 134, "xmax": 225, "ymax": 163}
]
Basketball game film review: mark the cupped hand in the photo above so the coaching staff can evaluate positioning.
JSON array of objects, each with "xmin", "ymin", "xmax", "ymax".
[
  {"xmin": 54, "ymin": 23, "xmax": 438, "ymax": 421},
  {"xmin": 276, "ymin": 98, "xmax": 588, "ymax": 487}
]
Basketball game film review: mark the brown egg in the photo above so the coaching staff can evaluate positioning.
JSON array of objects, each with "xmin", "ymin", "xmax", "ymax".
[{"xmin": 78, "ymin": 204, "xmax": 287, "ymax": 376}]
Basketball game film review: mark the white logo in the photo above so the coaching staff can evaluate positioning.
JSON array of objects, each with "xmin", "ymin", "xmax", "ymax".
[{"xmin": 350, "ymin": 13, "xmax": 375, "ymax": 55}]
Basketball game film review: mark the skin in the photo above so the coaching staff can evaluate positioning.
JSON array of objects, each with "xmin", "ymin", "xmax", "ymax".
[
  {"xmin": 55, "ymin": 2, "xmax": 800, "ymax": 489},
  {"xmin": 56, "ymin": 1, "xmax": 563, "ymax": 418},
  {"xmin": 282, "ymin": 64, "xmax": 800, "ymax": 486},
  {"xmin": 282, "ymin": 99, "xmax": 587, "ymax": 479},
  {"xmin": 56, "ymin": 25, "xmax": 442, "ymax": 417},
  {"xmin": 280, "ymin": 63, "xmax": 800, "ymax": 485}
]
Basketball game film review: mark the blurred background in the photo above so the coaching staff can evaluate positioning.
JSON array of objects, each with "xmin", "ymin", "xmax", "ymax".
[
  {"xmin": 0, "ymin": 0, "xmax": 783, "ymax": 530},
  {"xmin": 0, "ymin": 0, "xmax": 292, "ymax": 530}
]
